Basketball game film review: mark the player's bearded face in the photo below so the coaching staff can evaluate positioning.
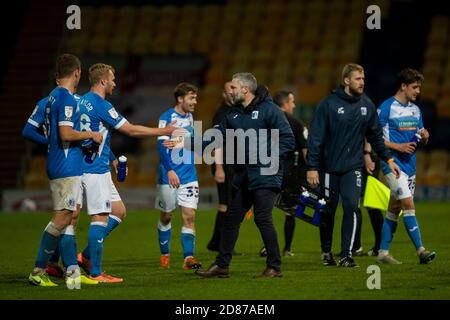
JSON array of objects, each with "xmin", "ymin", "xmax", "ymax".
[
  {"xmin": 105, "ymin": 70, "xmax": 116, "ymax": 95},
  {"xmin": 348, "ymin": 71, "xmax": 365, "ymax": 96},
  {"xmin": 182, "ymin": 92, "xmax": 197, "ymax": 112}
]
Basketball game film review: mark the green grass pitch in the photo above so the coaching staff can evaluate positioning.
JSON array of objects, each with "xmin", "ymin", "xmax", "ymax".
[{"xmin": 1, "ymin": 202, "xmax": 449, "ymax": 300}]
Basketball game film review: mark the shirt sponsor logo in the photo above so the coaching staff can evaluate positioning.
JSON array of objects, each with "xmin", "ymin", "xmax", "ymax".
[{"xmin": 398, "ymin": 120, "xmax": 418, "ymax": 131}]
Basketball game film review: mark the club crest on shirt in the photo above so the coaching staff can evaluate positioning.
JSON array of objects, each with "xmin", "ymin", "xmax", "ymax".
[
  {"xmin": 108, "ymin": 108, "xmax": 119, "ymax": 119},
  {"xmin": 361, "ymin": 107, "xmax": 367, "ymax": 116},
  {"xmin": 337, "ymin": 107, "xmax": 345, "ymax": 114},
  {"xmin": 251, "ymin": 111, "xmax": 259, "ymax": 119},
  {"xmin": 65, "ymin": 106, "xmax": 73, "ymax": 118}
]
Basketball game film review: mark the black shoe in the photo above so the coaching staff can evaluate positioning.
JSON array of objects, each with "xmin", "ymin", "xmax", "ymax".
[
  {"xmin": 338, "ymin": 256, "xmax": 359, "ymax": 268},
  {"xmin": 195, "ymin": 264, "xmax": 229, "ymax": 278},
  {"xmin": 259, "ymin": 246, "xmax": 268, "ymax": 257},
  {"xmin": 321, "ymin": 252, "xmax": 337, "ymax": 266}
]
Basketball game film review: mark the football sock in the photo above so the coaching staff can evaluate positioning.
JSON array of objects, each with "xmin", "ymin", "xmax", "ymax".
[
  {"xmin": 158, "ymin": 221, "xmax": 171, "ymax": 255},
  {"xmin": 403, "ymin": 210, "xmax": 423, "ymax": 251},
  {"xmin": 35, "ymin": 221, "xmax": 61, "ymax": 269},
  {"xmin": 104, "ymin": 214, "xmax": 121, "ymax": 237},
  {"xmin": 181, "ymin": 227, "xmax": 195, "ymax": 258},
  {"xmin": 48, "ymin": 243, "xmax": 60, "ymax": 264},
  {"xmin": 59, "ymin": 225, "xmax": 77, "ymax": 268},
  {"xmin": 83, "ymin": 215, "xmax": 122, "ymax": 259},
  {"xmin": 380, "ymin": 211, "xmax": 398, "ymax": 251},
  {"xmin": 88, "ymin": 222, "xmax": 107, "ymax": 277}
]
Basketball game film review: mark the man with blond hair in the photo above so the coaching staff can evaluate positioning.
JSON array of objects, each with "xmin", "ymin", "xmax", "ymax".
[
  {"xmin": 307, "ymin": 63, "xmax": 400, "ymax": 268},
  {"xmin": 77, "ymin": 63, "xmax": 176, "ymax": 282}
]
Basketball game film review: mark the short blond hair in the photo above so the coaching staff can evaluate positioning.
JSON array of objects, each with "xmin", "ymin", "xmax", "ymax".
[
  {"xmin": 88, "ymin": 63, "xmax": 115, "ymax": 85},
  {"xmin": 341, "ymin": 63, "xmax": 364, "ymax": 85}
]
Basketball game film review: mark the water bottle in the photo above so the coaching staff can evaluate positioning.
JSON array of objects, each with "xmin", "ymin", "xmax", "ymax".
[
  {"xmin": 294, "ymin": 190, "xmax": 310, "ymax": 218},
  {"xmin": 411, "ymin": 131, "xmax": 422, "ymax": 153},
  {"xmin": 312, "ymin": 198, "xmax": 326, "ymax": 226},
  {"xmin": 117, "ymin": 155, "xmax": 127, "ymax": 182},
  {"xmin": 411, "ymin": 131, "xmax": 422, "ymax": 144},
  {"xmin": 82, "ymin": 140, "xmax": 99, "ymax": 164}
]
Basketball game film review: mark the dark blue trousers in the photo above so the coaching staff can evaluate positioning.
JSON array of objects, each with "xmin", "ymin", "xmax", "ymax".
[{"xmin": 319, "ymin": 169, "xmax": 362, "ymax": 259}]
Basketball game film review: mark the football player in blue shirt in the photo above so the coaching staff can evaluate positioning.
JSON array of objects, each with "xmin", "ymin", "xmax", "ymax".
[
  {"xmin": 377, "ymin": 68, "xmax": 436, "ymax": 265},
  {"xmin": 22, "ymin": 96, "xmax": 49, "ymax": 145},
  {"xmin": 156, "ymin": 82, "xmax": 202, "ymax": 270},
  {"xmin": 28, "ymin": 54, "xmax": 103, "ymax": 289},
  {"xmin": 77, "ymin": 63, "xmax": 176, "ymax": 282},
  {"xmin": 23, "ymin": 90, "xmax": 115, "ymax": 286}
]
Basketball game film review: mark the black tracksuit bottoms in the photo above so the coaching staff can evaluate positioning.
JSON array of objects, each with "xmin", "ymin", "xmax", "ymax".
[
  {"xmin": 320, "ymin": 169, "xmax": 362, "ymax": 259},
  {"xmin": 215, "ymin": 178, "xmax": 281, "ymax": 271}
]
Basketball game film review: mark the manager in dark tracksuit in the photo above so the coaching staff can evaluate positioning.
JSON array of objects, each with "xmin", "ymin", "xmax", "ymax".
[
  {"xmin": 307, "ymin": 64, "xmax": 400, "ymax": 267},
  {"xmin": 196, "ymin": 73, "xmax": 295, "ymax": 278}
]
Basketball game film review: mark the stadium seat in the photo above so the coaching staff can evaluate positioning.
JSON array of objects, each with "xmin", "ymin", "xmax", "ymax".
[
  {"xmin": 422, "ymin": 81, "xmax": 440, "ymax": 101},
  {"xmin": 298, "ymin": 84, "xmax": 330, "ymax": 104},
  {"xmin": 436, "ymin": 98, "xmax": 450, "ymax": 119},
  {"xmin": 415, "ymin": 151, "xmax": 429, "ymax": 186},
  {"xmin": 424, "ymin": 149, "xmax": 449, "ymax": 186}
]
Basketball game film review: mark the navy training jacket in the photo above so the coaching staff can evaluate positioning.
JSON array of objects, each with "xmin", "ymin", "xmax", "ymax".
[
  {"xmin": 214, "ymin": 86, "xmax": 295, "ymax": 191},
  {"xmin": 307, "ymin": 86, "xmax": 392, "ymax": 174}
]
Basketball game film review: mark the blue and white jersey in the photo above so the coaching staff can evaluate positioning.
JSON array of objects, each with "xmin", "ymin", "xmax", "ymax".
[
  {"xmin": 378, "ymin": 97, "xmax": 424, "ymax": 176},
  {"xmin": 28, "ymin": 97, "xmax": 48, "ymax": 128},
  {"xmin": 79, "ymin": 92, "xmax": 126, "ymax": 174},
  {"xmin": 45, "ymin": 87, "xmax": 83, "ymax": 179},
  {"xmin": 157, "ymin": 107, "xmax": 197, "ymax": 185}
]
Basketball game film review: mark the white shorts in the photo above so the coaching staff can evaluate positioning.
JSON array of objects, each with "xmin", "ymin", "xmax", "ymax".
[
  {"xmin": 81, "ymin": 172, "xmax": 121, "ymax": 215},
  {"xmin": 155, "ymin": 181, "xmax": 199, "ymax": 212},
  {"xmin": 385, "ymin": 171, "xmax": 416, "ymax": 200},
  {"xmin": 77, "ymin": 174, "xmax": 121, "ymax": 209},
  {"xmin": 49, "ymin": 176, "xmax": 82, "ymax": 211}
]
